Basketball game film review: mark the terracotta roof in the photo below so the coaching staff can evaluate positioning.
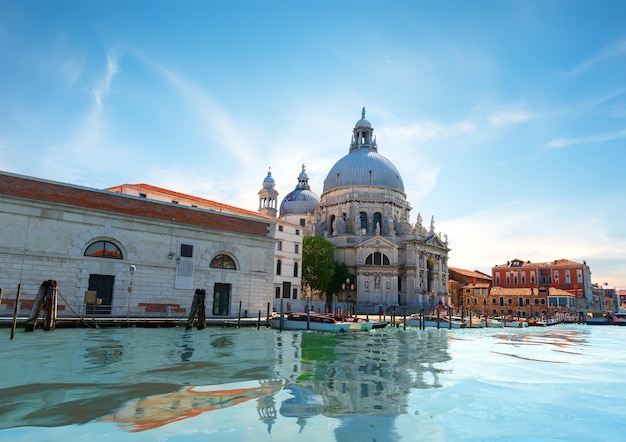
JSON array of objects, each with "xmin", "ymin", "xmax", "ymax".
[
  {"xmin": 494, "ymin": 258, "xmax": 585, "ymax": 268},
  {"xmin": 106, "ymin": 183, "xmax": 300, "ymax": 228},
  {"xmin": 461, "ymin": 282, "xmax": 491, "ymax": 289},
  {"xmin": 490, "ymin": 287, "xmax": 534, "ymax": 296},
  {"xmin": 449, "ymin": 267, "xmax": 492, "ymax": 280}
]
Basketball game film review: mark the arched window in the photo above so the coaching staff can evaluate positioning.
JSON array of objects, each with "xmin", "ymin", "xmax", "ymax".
[
  {"xmin": 373, "ymin": 212, "xmax": 382, "ymax": 234},
  {"xmin": 293, "ymin": 262, "xmax": 299, "ymax": 278},
  {"xmin": 499, "ymin": 297, "xmax": 504, "ymax": 306},
  {"xmin": 210, "ymin": 254, "xmax": 236, "ymax": 270},
  {"xmin": 518, "ymin": 297, "xmax": 524, "ymax": 307},
  {"xmin": 276, "ymin": 260, "xmax": 282, "ymax": 275},
  {"xmin": 84, "ymin": 240, "xmax": 123, "ymax": 259},
  {"xmin": 365, "ymin": 252, "xmax": 390, "ymax": 266},
  {"xmin": 360, "ymin": 211, "xmax": 368, "ymax": 233}
]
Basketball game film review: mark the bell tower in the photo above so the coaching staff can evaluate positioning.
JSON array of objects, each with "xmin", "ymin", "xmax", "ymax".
[{"xmin": 258, "ymin": 168, "xmax": 279, "ymax": 217}]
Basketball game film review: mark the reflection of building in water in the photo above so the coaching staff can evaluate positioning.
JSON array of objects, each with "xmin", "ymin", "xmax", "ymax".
[{"xmin": 273, "ymin": 330, "xmax": 451, "ymax": 436}]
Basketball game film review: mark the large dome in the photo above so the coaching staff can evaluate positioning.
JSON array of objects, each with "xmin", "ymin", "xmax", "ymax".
[
  {"xmin": 322, "ymin": 112, "xmax": 404, "ymax": 193},
  {"xmin": 322, "ymin": 149, "xmax": 404, "ymax": 193},
  {"xmin": 279, "ymin": 165, "xmax": 320, "ymax": 216}
]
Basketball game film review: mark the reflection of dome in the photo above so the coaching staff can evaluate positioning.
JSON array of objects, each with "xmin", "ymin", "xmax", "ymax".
[
  {"xmin": 279, "ymin": 164, "xmax": 320, "ymax": 216},
  {"xmin": 322, "ymin": 113, "xmax": 404, "ymax": 193}
]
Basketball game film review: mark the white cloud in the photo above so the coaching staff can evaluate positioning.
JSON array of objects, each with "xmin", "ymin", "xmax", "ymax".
[
  {"xmin": 488, "ymin": 108, "xmax": 533, "ymax": 126},
  {"xmin": 439, "ymin": 201, "xmax": 626, "ymax": 288},
  {"xmin": 567, "ymin": 37, "xmax": 626, "ymax": 75},
  {"xmin": 546, "ymin": 128, "xmax": 626, "ymax": 148}
]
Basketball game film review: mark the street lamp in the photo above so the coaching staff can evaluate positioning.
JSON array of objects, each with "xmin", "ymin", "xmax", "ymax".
[
  {"xmin": 342, "ymin": 278, "xmax": 355, "ymax": 315},
  {"xmin": 127, "ymin": 265, "xmax": 136, "ymax": 322}
]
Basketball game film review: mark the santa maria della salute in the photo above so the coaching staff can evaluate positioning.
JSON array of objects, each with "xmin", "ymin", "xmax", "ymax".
[
  {"xmin": 0, "ymin": 108, "xmax": 449, "ymax": 322},
  {"xmin": 273, "ymin": 108, "xmax": 450, "ymax": 313}
]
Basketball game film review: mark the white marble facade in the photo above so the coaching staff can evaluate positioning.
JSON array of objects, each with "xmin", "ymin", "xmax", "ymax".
[{"xmin": 295, "ymin": 111, "xmax": 450, "ymax": 312}]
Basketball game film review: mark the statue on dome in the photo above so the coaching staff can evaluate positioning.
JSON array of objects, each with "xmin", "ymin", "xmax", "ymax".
[{"xmin": 361, "ymin": 106, "xmax": 366, "ymax": 119}]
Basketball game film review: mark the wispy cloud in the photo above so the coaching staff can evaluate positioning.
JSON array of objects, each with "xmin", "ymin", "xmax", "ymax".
[
  {"xmin": 546, "ymin": 128, "xmax": 626, "ymax": 148},
  {"xmin": 567, "ymin": 37, "xmax": 626, "ymax": 75},
  {"xmin": 488, "ymin": 108, "xmax": 533, "ymax": 126},
  {"xmin": 383, "ymin": 120, "xmax": 475, "ymax": 145},
  {"xmin": 440, "ymin": 201, "xmax": 626, "ymax": 288}
]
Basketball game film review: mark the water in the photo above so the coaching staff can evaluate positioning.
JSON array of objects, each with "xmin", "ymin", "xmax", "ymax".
[{"xmin": 1, "ymin": 325, "xmax": 624, "ymax": 441}]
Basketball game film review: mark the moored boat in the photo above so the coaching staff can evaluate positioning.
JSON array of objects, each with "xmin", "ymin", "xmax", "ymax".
[
  {"xmin": 484, "ymin": 317, "xmax": 504, "ymax": 328},
  {"xmin": 336, "ymin": 315, "xmax": 375, "ymax": 331},
  {"xmin": 585, "ymin": 311, "xmax": 611, "ymax": 325},
  {"xmin": 270, "ymin": 312, "xmax": 351, "ymax": 332},
  {"xmin": 504, "ymin": 317, "xmax": 529, "ymax": 328},
  {"xmin": 407, "ymin": 314, "xmax": 464, "ymax": 329}
]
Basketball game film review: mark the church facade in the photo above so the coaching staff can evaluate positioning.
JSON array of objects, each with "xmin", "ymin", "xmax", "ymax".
[{"xmin": 279, "ymin": 110, "xmax": 450, "ymax": 313}]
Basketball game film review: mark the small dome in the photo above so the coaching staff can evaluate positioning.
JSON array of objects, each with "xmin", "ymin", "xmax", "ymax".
[
  {"xmin": 262, "ymin": 170, "xmax": 275, "ymax": 190},
  {"xmin": 279, "ymin": 164, "xmax": 320, "ymax": 216},
  {"xmin": 279, "ymin": 189, "xmax": 320, "ymax": 216},
  {"xmin": 355, "ymin": 118, "xmax": 371, "ymax": 128}
]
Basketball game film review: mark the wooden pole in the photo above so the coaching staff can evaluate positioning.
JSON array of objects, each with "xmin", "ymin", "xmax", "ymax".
[
  {"xmin": 257, "ymin": 310, "xmax": 261, "ymax": 330},
  {"xmin": 237, "ymin": 300, "xmax": 242, "ymax": 328},
  {"xmin": 10, "ymin": 284, "xmax": 22, "ymax": 340}
]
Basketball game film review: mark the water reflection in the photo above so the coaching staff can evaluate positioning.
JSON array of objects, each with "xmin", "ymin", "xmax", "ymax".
[
  {"xmin": 1, "ymin": 327, "xmax": 452, "ymax": 438},
  {"xmin": 101, "ymin": 380, "xmax": 285, "ymax": 432},
  {"xmin": 273, "ymin": 329, "xmax": 451, "ymax": 439},
  {"xmin": 83, "ymin": 330, "xmax": 124, "ymax": 368}
]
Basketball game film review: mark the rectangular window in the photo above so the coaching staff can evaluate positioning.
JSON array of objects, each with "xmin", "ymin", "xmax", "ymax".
[
  {"xmin": 175, "ymin": 242, "xmax": 195, "ymax": 289},
  {"xmin": 278, "ymin": 225, "xmax": 283, "ymax": 232},
  {"xmin": 295, "ymin": 229, "xmax": 300, "ymax": 235},
  {"xmin": 295, "ymin": 244, "xmax": 299, "ymax": 254},
  {"xmin": 180, "ymin": 244, "xmax": 193, "ymax": 258},
  {"xmin": 292, "ymin": 288, "xmax": 298, "ymax": 299},
  {"xmin": 139, "ymin": 193, "xmax": 147, "ymax": 198},
  {"xmin": 300, "ymin": 219, "xmax": 306, "ymax": 227},
  {"xmin": 577, "ymin": 269, "xmax": 583, "ymax": 284},
  {"xmin": 277, "ymin": 241, "xmax": 282, "ymax": 251}
]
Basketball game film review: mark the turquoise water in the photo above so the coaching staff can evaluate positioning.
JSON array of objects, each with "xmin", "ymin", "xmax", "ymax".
[{"xmin": 1, "ymin": 325, "xmax": 624, "ymax": 441}]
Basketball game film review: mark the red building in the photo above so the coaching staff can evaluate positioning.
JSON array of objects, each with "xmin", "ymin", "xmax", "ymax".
[{"xmin": 491, "ymin": 258, "xmax": 595, "ymax": 318}]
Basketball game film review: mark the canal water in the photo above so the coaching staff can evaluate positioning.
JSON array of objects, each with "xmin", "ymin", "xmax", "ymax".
[{"xmin": 1, "ymin": 324, "xmax": 624, "ymax": 441}]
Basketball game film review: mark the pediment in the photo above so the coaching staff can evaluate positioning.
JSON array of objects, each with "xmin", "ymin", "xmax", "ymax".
[
  {"xmin": 425, "ymin": 234, "xmax": 447, "ymax": 249},
  {"xmin": 355, "ymin": 236, "xmax": 397, "ymax": 250}
]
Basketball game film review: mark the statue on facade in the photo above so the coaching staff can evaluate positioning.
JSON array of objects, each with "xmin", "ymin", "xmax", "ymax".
[{"xmin": 375, "ymin": 221, "xmax": 380, "ymax": 236}]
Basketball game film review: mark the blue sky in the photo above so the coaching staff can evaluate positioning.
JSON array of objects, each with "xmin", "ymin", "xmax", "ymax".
[{"xmin": 1, "ymin": 0, "xmax": 625, "ymax": 288}]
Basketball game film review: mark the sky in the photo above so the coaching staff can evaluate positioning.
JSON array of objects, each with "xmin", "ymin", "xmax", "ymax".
[{"xmin": 1, "ymin": 0, "xmax": 625, "ymax": 289}]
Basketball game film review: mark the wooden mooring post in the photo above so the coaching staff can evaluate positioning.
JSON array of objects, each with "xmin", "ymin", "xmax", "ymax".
[
  {"xmin": 10, "ymin": 284, "xmax": 22, "ymax": 340},
  {"xmin": 24, "ymin": 280, "xmax": 58, "ymax": 332}
]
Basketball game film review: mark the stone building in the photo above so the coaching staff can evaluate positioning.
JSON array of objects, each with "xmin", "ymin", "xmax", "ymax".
[
  {"xmin": 282, "ymin": 109, "xmax": 450, "ymax": 313},
  {"xmin": 107, "ymin": 176, "xmax": 304, "ymax": 313},
  {"xmin": 0, "ymin": 171, "xmax": 277, "ymax": 319}
]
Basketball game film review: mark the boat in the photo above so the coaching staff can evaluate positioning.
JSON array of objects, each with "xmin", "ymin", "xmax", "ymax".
[
  {"xmin": 407, "ymin": 314, "xmax": 464, "ymax": 329},
  {"xmin": 503, "ymin": 317, "xmax": 529, "ymax": 328},
  {"xmin": 612, "ymin": 313, "xmax": 626, "ymax": 326},
  {"xmin": 464, "ymin": 317, "xmax": 485, "ymax": 328},
  {"xmin": 270, "ymin": 312, "xmax": 352, "ymax": 332},
  {"xmin": 335, "ymin": 315, "xmax": 375, "ymax": 331},
  {"xmin": 484, "ymin": 317, "xmax": 504, "ymax": 328},
  {"xmin": 585, "ymin": 311, "xmax": 611, "ymax": 325},
  {"xmin": 528, "ymin": 318, "xmax": 546, "ymax": 327}
]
